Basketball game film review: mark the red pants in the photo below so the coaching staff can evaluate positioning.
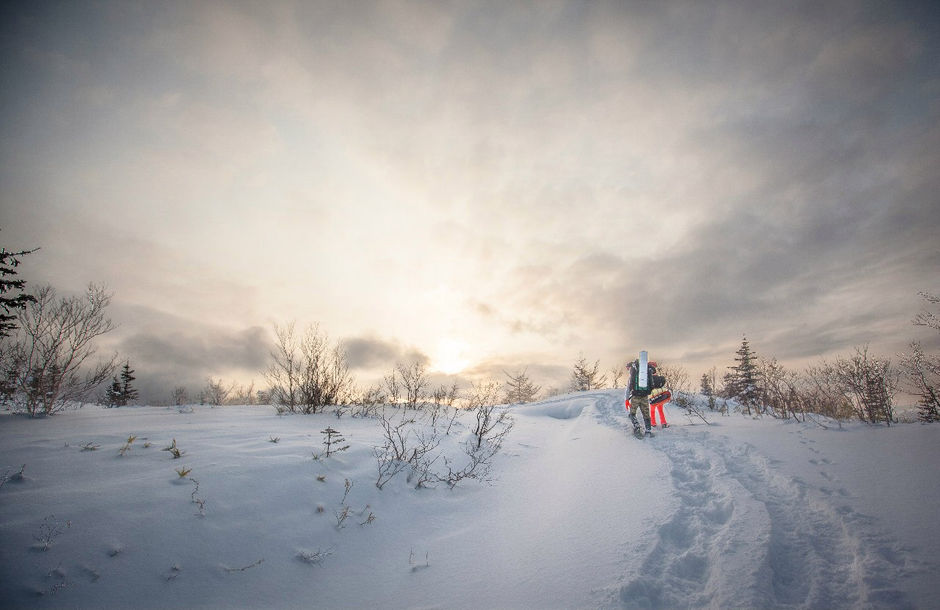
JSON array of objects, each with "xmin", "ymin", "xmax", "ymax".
[{"xmin": 650, "ymin": 402, "xmax": 667, "ymax": 426}]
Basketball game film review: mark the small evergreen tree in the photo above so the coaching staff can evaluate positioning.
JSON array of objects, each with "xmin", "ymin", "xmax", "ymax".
[
  {"xmin": 0, "ymin": 241, "xmax": 37, "ymax": 338},
  {"xmin": 729, "ymin": 335, "xmax": 760, "ymax": 414},
  {"xmin": 106, "ymin": 361, "xmax": 138, "ymax": 406},
  {"xmin": 700, "ymin": 370, "xmax": 717, "ymax": 411},
  {"xmin": 504, "ymin": 368, "xmax": 541, "ymax": 404},
  {"xmin": 119, "ymin": 361, "xmax": 137, "ymax": 404},
  {"xmin": 106, "ymin": 377, "xmax": 123, "ymax": 407},
  {"xmin": 569, "ymin": 353, "xmax": 607, "ymax": 392}
]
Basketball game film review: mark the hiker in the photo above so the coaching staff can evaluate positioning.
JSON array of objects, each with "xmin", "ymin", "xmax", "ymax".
[
  {"xmin": 648, "ymin": 362, "xmax": 670, "ymax": 428},
  {"xmin": 625, "ymin": 353, "xmax": 667, "ymax": 438}
]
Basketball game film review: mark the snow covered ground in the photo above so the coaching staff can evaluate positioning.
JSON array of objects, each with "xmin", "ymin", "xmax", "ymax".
[{"xmin": 1, "ymin": 390, "xmax": 937, "ymax": 609}]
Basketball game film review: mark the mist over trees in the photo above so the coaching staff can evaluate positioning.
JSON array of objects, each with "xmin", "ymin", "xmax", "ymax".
[{"xmin": 0, "ymin": 229, "xmax": 935, "ymax": 430}]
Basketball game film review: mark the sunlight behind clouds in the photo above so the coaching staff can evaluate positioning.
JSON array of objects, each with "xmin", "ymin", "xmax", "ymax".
[{"xmin": 1, "ymin": 0, "xmax": 938, "ymax": 402}]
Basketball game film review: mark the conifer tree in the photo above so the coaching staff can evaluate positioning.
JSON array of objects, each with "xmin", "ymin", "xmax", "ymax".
[
  {"xmin": 106, "ymin": 362, "xmax": 138, "ymax": 407},
  {"xmin": 729, "ymin": 335, "xmax": 759, "ymax": 414},
  {"xmin": 0, "ymin": 241, "xmax": 37, "ymax": 338},
  {"xmin": 569, "ymin": 353, "xmax": 607, "ymax": 392},
  {"xmin": 700, "ymin": 370, "xmax": 717, "ymax": 411},
  {"xmin": 119, "ymin": 361, "xmax": 138, "ymax": 405},
  {"xmin": 504, "ymin": 368, "xmax": 541, "ymax": 404}
]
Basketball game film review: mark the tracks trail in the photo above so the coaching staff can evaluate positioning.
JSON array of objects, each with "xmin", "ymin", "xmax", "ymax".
[{"xmin": 591, "ymin": 393, "xmax": 915, "ymax": 609}]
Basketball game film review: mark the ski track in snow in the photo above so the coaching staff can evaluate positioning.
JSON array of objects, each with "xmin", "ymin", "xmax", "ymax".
[{"xmin": 588, "ymin": 392, "xmax": 916, "ymax": 609}]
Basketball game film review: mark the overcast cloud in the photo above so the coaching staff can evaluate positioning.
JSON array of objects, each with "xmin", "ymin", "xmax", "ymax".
[{"xmin": 1, "ymin": 1, "xmax": 938, "ymax": 403}]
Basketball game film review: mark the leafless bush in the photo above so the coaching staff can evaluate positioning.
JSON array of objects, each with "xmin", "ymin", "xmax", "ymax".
[
  {"xmin": 608, "ymin": 365, "xmax": 625, "ymax": 388},
  {"xmin": 901, "ymin": 341, "xmax": 940, "ymax": 422},
  {"xmin": 803, "ymin": 363, "xmax": 856, "ymax": 420},
  {"xmin": 373, "ymin": 407, "xmax": 442, "ymax": 489},
  {"xmin": 432, "ymin": 381, "xmax": 460, "ymax": 408},
  {"xmin": 756, "ymin": 358, "xmax": 805, "ymax": 420},
  {"xmin": 656, "ymin": 362, "xmax": 691, "ymax": 394},
  {"xmin": 903, "ymin": 291, "xmax": 940, "ymax": 422},
  {"xmin": 172, "ymin": 386, "xmax": 188, "ymax": 406},
  {"xmin": 202, "ymin": 377, "xmax": 234, "ymax": 406},
  {"xmin": 820, "ymin": 346, "xmax": 899, "ymax": 425},
  {"xmin": 265, "ymin": 322, "xmax": 354, "ymax": 414},
  {"xmin": 2, "ymin": 284, "xmax": 117, "ymax": 416},
  {"xmin": 397, "ymin": 360, "xmax": 429, "ymax": 410}
]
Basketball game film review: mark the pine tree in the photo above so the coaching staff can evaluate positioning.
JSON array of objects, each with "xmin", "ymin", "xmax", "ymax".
[
  {"xmin": 569, "ymin": 353, "xmax": 607, "ymax": 392},
  {"xmin": 119, "ymin": 361, "xmax": 138, "ymax": 405},
  {"xmin": 0, "ymin": 242, "xmax": 37, "ymax": 338},
  {"xmin": 729, "ymin": 335, "xmax": 759, "ymax": 415},
  {"xmin": 107, "ymin": 377, "xmax": 123, "ymax": 407},
  {"xmin": 106, "ymin": 362, "xmax": 138, "ymax": 407},
  {"xmin": 504, "ymin": 368, "xmax": 541, "ymax": 404},
  {"xmin": 700, "ymin": 371, "xmax": 717, "ymax": 411}
]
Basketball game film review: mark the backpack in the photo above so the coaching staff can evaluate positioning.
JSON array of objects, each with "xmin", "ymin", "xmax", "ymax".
[{"xmin": 631, "ymin": 360, "xmax": 652, "ymax": 396}]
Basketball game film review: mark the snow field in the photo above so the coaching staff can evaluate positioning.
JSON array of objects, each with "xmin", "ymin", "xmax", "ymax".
[{"xmin": 1, "ymin": 390, "xmax": 938, "ymax": 609}]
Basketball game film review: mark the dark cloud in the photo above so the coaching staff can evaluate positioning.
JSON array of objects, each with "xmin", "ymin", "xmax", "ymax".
[
  {"xmin": 103, "ymin": 305, "xmax": 271, "ymax": 404},
  {"xmin": 340, "ymin": 335, "xmax": 429, "ymax": 372}
]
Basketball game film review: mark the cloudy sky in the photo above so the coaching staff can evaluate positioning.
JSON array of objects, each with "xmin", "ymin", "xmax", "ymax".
[{"xmin": 2, "ymin": 0, "xmax": 938, "ymax": 403}]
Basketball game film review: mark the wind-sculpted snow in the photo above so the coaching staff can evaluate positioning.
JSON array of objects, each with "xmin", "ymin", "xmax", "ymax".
[{"xmin": 0, "ymin": 394, "xmax": 935, "ymax": 608}]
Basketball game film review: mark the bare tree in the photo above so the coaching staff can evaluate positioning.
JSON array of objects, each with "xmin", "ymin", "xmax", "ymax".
[
  {"xmin": 827, "ymin": 346, "xmax": 899, "ymax": 425},
  {"xmin": 804, "ymin": 363, "xmax": 855, "ymax": 421},
  {"xmin": 203, "ymin": 377, "xmax": 234, "ymax": 406},
  {"xmin": 264, "ymin": 322, "xmax": 353, "ymax": 414},
  {"xmin": 396, "ymin": 360, "xmax": 429, "ymax": 410},
  {"xmin": 503, "ymin": 368, "xmax": 540, "ymax": 404},
  {"xmin": 656, "ymin": 362, "xmax": 691, "ymax": 395},
  {"xmin": 900, "ymin": 342, "xmax": 940, "ymax": 422},
  {"xmin": 467, "ymin": 381, "xmax": 512, "ymax": 449},
  {"xmin": 902, "ymin": 291, "xmax": 940, "ymax": 422},
  {"xmin": 2, "ymin": 284, "xmax": 116, "ymax": 416},
  {"xmin": 172, "ymin": 386, "xmax": 188, "ymax": 406},
  {"xmin": 264, "ymin": 323, "xmax": 302, "ymax": 411},
  {"xmin": 608, "ymin": 365, "xmax": 625, "ymax": 388}
]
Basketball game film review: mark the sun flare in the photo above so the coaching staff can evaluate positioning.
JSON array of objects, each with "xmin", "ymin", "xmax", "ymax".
[{"xmin": 431, "ymin": 338, "xmax": 470, "ymax": 375}]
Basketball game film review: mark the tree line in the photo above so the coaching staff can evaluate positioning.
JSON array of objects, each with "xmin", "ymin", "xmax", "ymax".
[
  {"xmin": 700, "ymin": 291, "xmax": 939, "ymax": 424},
  {"xmin": 1, "ymin": 234, "xmax": 937, "ymax": 423}
]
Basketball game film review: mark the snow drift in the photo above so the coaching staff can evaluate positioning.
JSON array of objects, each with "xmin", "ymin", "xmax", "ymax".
[{"xmin": 1, "ymin": 390, "xmax": 937, "ymax": 608}]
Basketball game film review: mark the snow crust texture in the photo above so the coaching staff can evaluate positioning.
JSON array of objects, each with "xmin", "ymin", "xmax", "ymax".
[{"xmin": 1, "ymin": 390, "xmax": 936, "ymax": 609}]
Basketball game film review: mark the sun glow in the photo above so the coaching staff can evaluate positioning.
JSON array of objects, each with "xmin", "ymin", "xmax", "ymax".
[{"xmin": 431, "ymin": 338, "xmax": 470, "ymax": 375}]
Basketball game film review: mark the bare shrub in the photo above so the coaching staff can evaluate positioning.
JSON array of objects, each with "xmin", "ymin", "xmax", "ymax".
[
  {"xmin": 2, "ymin": 284, "xmax": 116, "ymax": 416},
  {"xmin": 756, "ymin": 358, "xmax": 804, "ymax": 420},
  {"xmin": 656, "ymin": 362, "xmax": 690, "ymax": 395},
  {"xmin": 202, "ymin": 377, "xmax": 234, "ymax": 406},
  {"xmin": 823, "ymin": 346, "xmax": 900, "ymax": 425},
  {"xmin": 900, "ymin": 341, "xmax": 940, "ymax": 422},
  {"xmin": 265, "ymin": 322, "xmax": 354, "ymax": 414},
  {"xmin": 397, "ymin": 360, "xmax": 429, "ymax": 410}
]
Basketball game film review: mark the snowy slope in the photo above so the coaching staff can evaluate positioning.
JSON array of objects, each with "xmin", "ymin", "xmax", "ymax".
[{"xmin": 1, "ymin": 390, "xmax": 937, "ymax": 609}]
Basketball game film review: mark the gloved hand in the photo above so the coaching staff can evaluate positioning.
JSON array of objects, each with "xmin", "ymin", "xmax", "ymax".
[{"xmin": 625, "ymin": 399, "xmax": 631, "ymax": 409}]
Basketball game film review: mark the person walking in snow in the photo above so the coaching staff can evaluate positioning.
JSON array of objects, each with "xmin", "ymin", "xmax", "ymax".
[
  {"xmin": 625, "ymin": 355, "xmax": 666, "ymax": 437},
  {"xmin": 648, "ymin": 361, "xmax": 670, "ymax": 428}
]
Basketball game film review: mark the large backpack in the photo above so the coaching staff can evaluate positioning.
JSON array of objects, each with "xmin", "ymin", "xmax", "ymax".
[{"xmin": 631, "ymin": 359, "xmax": 652, "ymax": 396}]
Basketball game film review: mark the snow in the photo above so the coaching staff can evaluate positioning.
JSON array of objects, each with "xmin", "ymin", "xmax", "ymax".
[{"xmin": 1, "ymin": 389, "xmax": 938, "ymax": 609}]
